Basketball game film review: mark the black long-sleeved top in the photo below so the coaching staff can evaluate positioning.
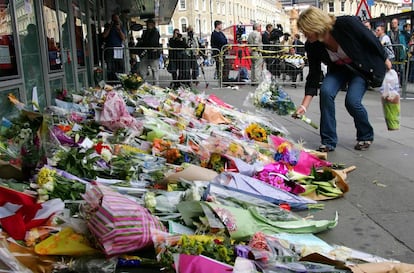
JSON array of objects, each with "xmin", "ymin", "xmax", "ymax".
[
  {"xmin": 305, "ymin": 16, "xmax": 387, "ymax": 96},
  {"xmin": 210, "ymin": 30, "xmax": 227, "ymax": 51}
]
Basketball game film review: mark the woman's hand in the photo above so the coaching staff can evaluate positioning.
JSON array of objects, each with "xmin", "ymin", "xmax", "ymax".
[
  {"xmin": 294, "ymin": 95, "xmax": 313, "ymax": 117},
  {"xmin": 295, "ymin": 104, "xmax": 307, "ymax": 116}
]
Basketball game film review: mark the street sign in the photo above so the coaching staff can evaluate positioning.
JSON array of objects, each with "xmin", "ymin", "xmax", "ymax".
[{"xmin": 356, "ymin": 0, "xmax": 372, "ymax": 21}]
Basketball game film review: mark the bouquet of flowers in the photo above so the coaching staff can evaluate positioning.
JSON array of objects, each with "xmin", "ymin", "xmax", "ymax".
[
  {"xmin": 118, "ymin": 73, "xmax": 144, "ymax": 91},
  {"xmin": 244, "ymin": 70, "xmax": 318, "ymax": 129},
  {"xmin": 33, "ymin": 166, "xmax": 86, "ymax": 202},
  {"xmin": 245, "ymin": 72, "xmax": 296, "ymax": 116}
]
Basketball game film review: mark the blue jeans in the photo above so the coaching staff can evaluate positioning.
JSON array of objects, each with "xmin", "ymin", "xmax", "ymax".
[{"xmin": 319, "ymin": 69, "xmax": 373, "ymax": 149}]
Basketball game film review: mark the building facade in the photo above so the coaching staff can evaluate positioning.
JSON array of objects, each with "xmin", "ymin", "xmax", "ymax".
[
  {"xmin": 160, "ymin": 0, "xmax": 288, "ymax": 47},
  {"xmin": 160, "ymin": 0, "xmax": 402, "ymax": 48}
]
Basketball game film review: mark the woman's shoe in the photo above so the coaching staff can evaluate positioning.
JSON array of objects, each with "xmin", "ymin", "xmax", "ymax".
[
  {"xmin": 316, "ymin": 144, "xmax": 335, "ymax": 152},
  {"xmin": 354, "ymin": 141, "xmax": 372, "ymax": 151}
]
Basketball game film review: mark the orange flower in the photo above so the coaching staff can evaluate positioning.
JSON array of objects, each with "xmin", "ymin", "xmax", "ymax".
[{"xmin": 57, "ymin": 124, "xmax": 72, "ymax": 132}]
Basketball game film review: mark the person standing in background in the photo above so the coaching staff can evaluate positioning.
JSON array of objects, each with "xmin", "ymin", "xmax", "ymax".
[
  {"xmin": 292, "ymin": 33, "xmax": 305, "ymax": 56},
  {"xmin": 185, "ymin": 26, "xmax": 200, "ymax": 85},
  {"xmin": 167, "ymin": 29, "xmax": 185, "ymax": 87},
  {"xmin": 376, "ymin": 25, "xmax": 395, "ymax": 62},
  {"xmin": 247, "ymin": 23, "xmax": 263, "ymax": 85},
  {"xmin": 211, "ymin": 20, "xmax": 229, "ymax": 82},
  {"xmin": 103, "ymin": 14, "xmax": 126, "ymax": 80},
  {"xmin": 402, "ymin": 23, "xmax": 411, "ymax": 44},
  {"xmin": 138, "ymin": 19, "xmax": 161, "ymax": 86},
  {"xmin": 388, "ymin": 18, "xmax": 407, "ymax": 84},
  {"xmin": 262, "ymin": 24, "xmax": 273, "ymax": 71}
]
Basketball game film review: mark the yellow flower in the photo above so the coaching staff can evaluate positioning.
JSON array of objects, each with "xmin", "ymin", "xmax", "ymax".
[
  {"xmin": 37, "ymin": 168, "xmax": 56, "ymax": 186},
  {"xmin": 245, "ymin": 123, "xmax": 267, "ymax": 142},
  {"xmin": 228, "ymin": 142, "xmax": 239, "ymax": 153}
]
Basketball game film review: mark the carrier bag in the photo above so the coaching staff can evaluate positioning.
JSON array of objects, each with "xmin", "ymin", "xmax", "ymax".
[{"xmin": 379, "ymin": 69, "xmax": 400, "ymax": 130}]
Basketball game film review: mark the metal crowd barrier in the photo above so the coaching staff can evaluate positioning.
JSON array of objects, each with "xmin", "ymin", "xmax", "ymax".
[
  {"xmin": 101, "ymin": 44, "xmax": 414, "ymax": 98},
  {"xmin": 218, "ymin": 44, "xmax": 307, "ymax": 88},
  {"xmin": 102, "ymin": 46, "xmax": 220, "ymax": 88},
  {"xmin": 388, "ymin": 44, "xmax": 413, "ymax": 100}
]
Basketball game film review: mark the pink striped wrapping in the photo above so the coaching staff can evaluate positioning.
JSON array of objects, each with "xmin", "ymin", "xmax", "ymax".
[{"xmin": 83, "ymin": 182, "xmax": 166, "ymax": 256}]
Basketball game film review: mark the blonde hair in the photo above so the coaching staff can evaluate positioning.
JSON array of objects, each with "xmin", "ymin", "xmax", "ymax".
[{"xmin": 297, "ymin": 7, "xmax": 335, "ymax": 38}]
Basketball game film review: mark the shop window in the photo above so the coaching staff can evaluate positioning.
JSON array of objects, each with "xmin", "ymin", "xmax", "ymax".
[
  {"xmin": 0, "ymin": 88, "xmax": 19, "ymax": 120},
  {"xmin": 0, "ymin": 0, "xmax": 18, "ymax": 79},
  {"xmin": 59, "ymin": 0, "xmax": 75, "ymax": 90},
  {"xmin": 43, "ymin": 0, "xmax": 62, "ymax": 71},
  {"xmin": 16, "ymin": 0, "xmax": 46, "ymax": 109}
]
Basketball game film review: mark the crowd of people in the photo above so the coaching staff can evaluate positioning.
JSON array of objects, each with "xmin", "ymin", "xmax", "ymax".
[
  {"xmin": 101, "ymin": 14, "xmax": 310, "ymax": 87},
  {"xmin": 366, "ymin": 18, "xmax": 414, "ymax": 83}
]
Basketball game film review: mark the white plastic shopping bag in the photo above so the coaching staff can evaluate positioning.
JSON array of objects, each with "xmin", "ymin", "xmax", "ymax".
[{"xmin": 379, "ymin": 69, "xmax": 400, "ymax": 130}]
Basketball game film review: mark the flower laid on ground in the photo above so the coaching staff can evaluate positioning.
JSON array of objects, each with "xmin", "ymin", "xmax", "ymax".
[
  {"xmin": 245, "ymin": 123, "xmax": 267, "ymax": 142},
  {"xmin": 0, "ymin": 110, "xmax": 44, "ymax": 178},
  {"xmin": 254, "ymin": 162, "xmax": 291, "ymax": 192},
  {"xmin": 158, "ymin": 235, "xmax": 235, "ymax": 269},
  {"xmin": 34, "ymin": 166, "xmax": 86, "ymax": 202},
  {"xmin": 250, "ymin": 79, "xmax": 296, "ymax": 116},
  {"xmin": 274, "ymin": 141, "xmax": 300, "ymax": 168},
  {"xmin": 195, "ymin": 102, "xmax": 205, "ymax": 118},
  {"xmin": 118, "ymin": 73, "xmax": 144, "ymax": 90},
  {"xmin": 55, "ymin": 88, "xmax": 70, "ymax": 101}
]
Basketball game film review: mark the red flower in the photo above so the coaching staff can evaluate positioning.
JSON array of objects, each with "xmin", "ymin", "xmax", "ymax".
[{"xmin": 95, "ymin": 142, "xmax": 111, "ymax": 154}]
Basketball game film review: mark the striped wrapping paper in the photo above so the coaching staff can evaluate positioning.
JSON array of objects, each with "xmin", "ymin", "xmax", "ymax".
[{"xmin": 83, "ymin": 182, "xmax": 166, "ymax": 256}]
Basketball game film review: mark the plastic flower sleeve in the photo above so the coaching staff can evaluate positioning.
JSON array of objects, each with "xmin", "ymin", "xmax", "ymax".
[
  {"xmin": 243, "ymin": 70, "xmax": 296, "ymax": 116},
  {"xmin": 97, "ymin": 91, "xmax": 143, "ymax": 133},
  {"xmin": 82, "ymin": 182, "xmax": 166, "ymax": 256},
  {"xmin": 0, "ymin": 242, "xmax": 32, "ymax": 273}
]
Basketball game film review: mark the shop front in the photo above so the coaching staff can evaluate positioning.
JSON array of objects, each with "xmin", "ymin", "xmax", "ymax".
[{"xmin": 0, "ymin": 0, "xmax": 105, "ymax": 119}]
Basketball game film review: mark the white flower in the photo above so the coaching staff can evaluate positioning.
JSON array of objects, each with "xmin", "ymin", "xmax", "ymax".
[
  {"xmin": 38, "ymin": 194, "xmax": 49, "ymax": 202},
  {"xmin": 101, "ymin": 148, "xmax": 112, "ymax": 162},
  {"xmin": 37, "ymin": 188, "xmax": 49, "ymax": 195},
  {"xmin": 43, "ymin": 181, "xmax": 55, "ymax": 192}
]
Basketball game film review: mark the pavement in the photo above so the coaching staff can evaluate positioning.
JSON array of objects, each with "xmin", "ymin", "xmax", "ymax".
[{"xmin": 191, "ymin": 80, "xmax": 414, "ymax": 264}]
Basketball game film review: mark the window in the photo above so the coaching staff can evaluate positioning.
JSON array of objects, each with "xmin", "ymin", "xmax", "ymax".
[
  {"xmin": 0, "ymin": 88, "xmax": 20, "ymax": 120},
  {"xmin": 180, "ymin": 18, "xmax": 187, "ymax": 33},
  {"xmin": 194, "ymin": 0, "xmax": 199, "ymax": 10},
  {"xmin": 180, "ymin": 0, "xmax": 186, "ymax": 9},
  {"xmin": 168, "ymin": 20, "xmax": 174, "ymax": 35},
  {"xmin": 43, "ymin": 0, "xmax": 62, "ymax": 71},
  {"xmin": 202, "ymin": 0, "xmax": 206, "ymax": 11},
  {"xmin": 340, "ymin": 1, "xmax": 345, "ymax": 12},
  {"xmin": 217, "ymin": 2, "xmax": 220, "ymax": 14},
  {"xmin": 196, "ymin": 18, "xmax": 200, "ymax": 35},
  {"xmin": 16, "ymin": 0, "xmax": 46, "ymax": 109},
  {"xmin": 222, "ymin": 3, "xmax": 225, "ymax": 14},
  {"xmin": 229, "ymin": 1, "xmax": 232, "ymax": 15},
  {"xmin": 0, "ymin": 0, "xmax": 18, "ymax": 79},
  {"xmin": 202, "ymin": 19, "xmax": 207, "ymax": 33},
  {"xmin": 328, "ymin": 2, "xmax": 334, "ymax": 12}
]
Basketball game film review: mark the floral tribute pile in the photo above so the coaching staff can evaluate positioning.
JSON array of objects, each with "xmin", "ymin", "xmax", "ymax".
[{"xmin": 0, "ymin": 83, "xmax": 412, "ymax": 273}]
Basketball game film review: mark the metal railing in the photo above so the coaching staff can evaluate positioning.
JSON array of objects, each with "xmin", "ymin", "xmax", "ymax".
[
  {"xmin": 102, "ymin": 46, "xmax": 219, "ymax": 88},
  {"xmin": 101, "ymin": 44, "xmax": 414, "ymax": 98}
]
